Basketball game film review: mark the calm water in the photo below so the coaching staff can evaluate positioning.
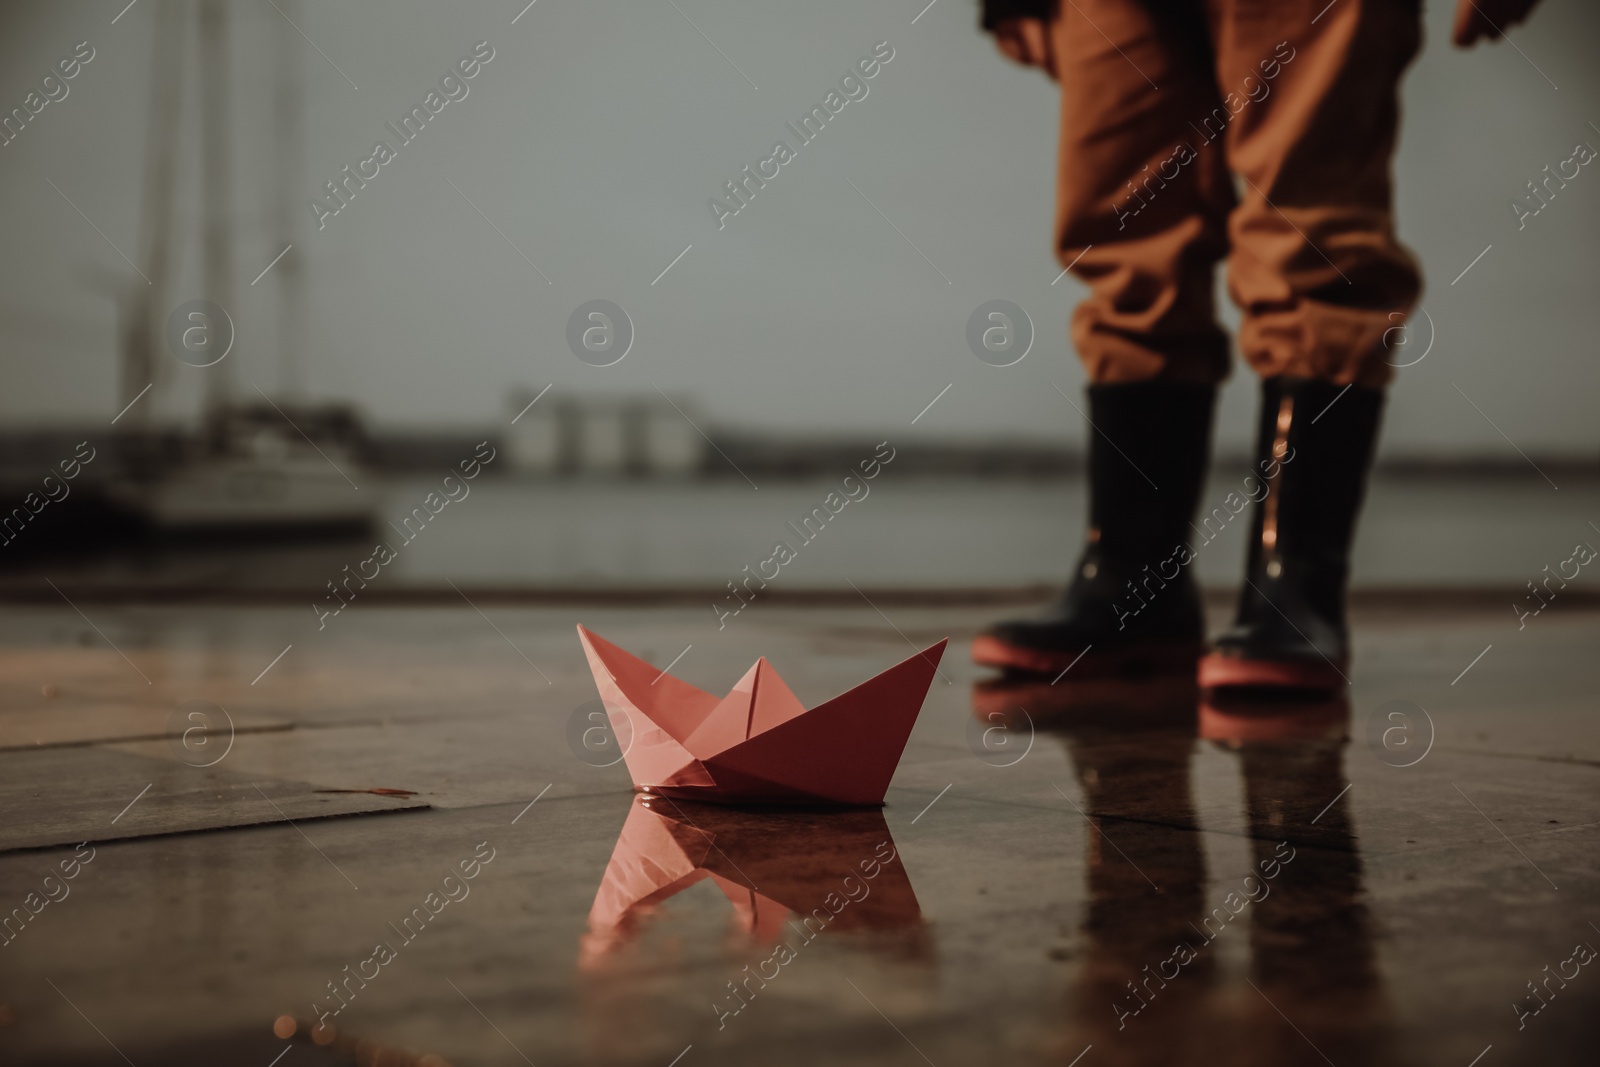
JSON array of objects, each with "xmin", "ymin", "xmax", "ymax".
[
  {"xmin": 14, "ymin": 474, "xmax": 1594, "ymax": 591},
  {"xmin": 369, "ymin": 473, "xmax": 1594, "ymax": 589}
]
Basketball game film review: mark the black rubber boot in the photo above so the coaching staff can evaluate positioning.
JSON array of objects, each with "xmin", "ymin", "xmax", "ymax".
[
  {"xmin": 1199, "ymin": 376, "xmax": 1384, "ymax": 692},
  {"xmin": 972, "ymin": 381, "xmax": 1216, "ymax": 678}
]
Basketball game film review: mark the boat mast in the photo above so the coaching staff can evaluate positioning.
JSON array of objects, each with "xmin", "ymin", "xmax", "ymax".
[
  {"xmin": 126, "ymin": 0, "xmax": 184, "ymax": 431},
  {"xmin": 274, "ymin": 0, "xmax": 307, "ymax": 401},
  {"xmin": 198, "ymin": 0, "xmax": 235, "ymax": 417}
]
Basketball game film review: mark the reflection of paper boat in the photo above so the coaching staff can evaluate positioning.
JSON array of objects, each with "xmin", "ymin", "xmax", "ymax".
[
  {"xmin": 581, "ymin": 794, "xmax": 924, "ymax": 968},
  {"xmin": 577, "ymin": 626, "xmax": 948, "ymax": 807}
]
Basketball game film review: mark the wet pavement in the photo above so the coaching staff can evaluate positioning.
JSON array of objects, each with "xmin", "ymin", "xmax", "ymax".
[{"xmin": 1, "ymin": 598, "xmax": 1597, "ymax": 1066}]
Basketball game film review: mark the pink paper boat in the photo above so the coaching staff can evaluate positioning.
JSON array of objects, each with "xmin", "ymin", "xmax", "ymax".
[{"xmin": 576, "ymin": 625, "xmax": 948, "ymax": 807}]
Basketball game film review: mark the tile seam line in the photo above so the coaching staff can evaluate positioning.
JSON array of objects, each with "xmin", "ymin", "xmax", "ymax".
[{"xmin": 0, "ymin": 801, "xmax": 430, "ymax": 857}]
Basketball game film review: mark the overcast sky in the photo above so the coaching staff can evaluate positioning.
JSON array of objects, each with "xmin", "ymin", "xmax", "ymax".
[{"xmin": 1, "ymin": 0, "xmax": 1597, "ymax": 458}]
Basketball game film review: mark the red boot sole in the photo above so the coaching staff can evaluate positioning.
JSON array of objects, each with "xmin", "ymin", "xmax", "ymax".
[
  {"xmin": 971, "ymin": 635, "xmax": 1202, "ymax": 680},
  {"xmin": 1197, "ymin": 652, "xmax": 1347, "ymax": 693}
]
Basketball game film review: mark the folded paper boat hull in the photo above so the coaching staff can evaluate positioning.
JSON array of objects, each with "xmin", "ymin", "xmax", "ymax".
[{"xmin": 577, "ymin": 625, "xmax": 948, "ymax": 807}]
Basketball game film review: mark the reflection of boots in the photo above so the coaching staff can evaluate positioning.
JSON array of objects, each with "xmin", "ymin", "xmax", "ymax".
[
  {"xmin": 972, "ymin": 674, "xmax": 1199, "ymax": 736},
  {"xmin": 974, "ymin": 382, "xmax": 1215, "ymax": 679},
  {"xmin": 996, "ymin": 677, "xmax": 1217, "ymax": 1061},
  {"xmin": 1228, "ymin": 726, "xmax": 1391, "ymax": 1066},
  {"xmin": 1202, "ymin": 377, "xmax": 1383, "ymax": 692},
  {"xmin": 1198, "ymin": 691, "xmax": 1348, "ymax": 746},
  {"xmin": 1066, "ymin": 730, "xmax": 1208, "ymax": 951}
]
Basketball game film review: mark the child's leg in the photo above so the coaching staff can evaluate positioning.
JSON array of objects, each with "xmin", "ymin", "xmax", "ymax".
[
  {"xmin": 972, "ymin": 1, "xmax": 1233, "ymax": 677},
  {"xmin": 1201, "ymin": 0, "xmax": 1423, "ymax": 691},
  {"xmin": 1216, "ymin": 0, "xmax": 1424, "ymax": 386},
  {"xmin": 1053, "ymin": 0, "xmax": 1236, "ymax": 384}
]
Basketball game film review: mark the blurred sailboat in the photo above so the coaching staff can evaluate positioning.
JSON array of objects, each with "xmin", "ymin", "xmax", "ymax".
[
  {"xmin": 130, "ymin": 399, "xmax": 370, "ymax": 529},
  {"xmin": 112, "ymin": 0, "xmax": 373, "ymax": 534}
]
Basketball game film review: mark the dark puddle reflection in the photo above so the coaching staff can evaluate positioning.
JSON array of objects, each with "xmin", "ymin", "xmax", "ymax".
[
  {"xmin": 975, "ymin": 677, "xmax": 1389, "ymax": 1066},
  {"xmin": 574, "ymin": 794, "xmax": 935, "ymax": 1062},
  {"xmin": 579, "ymin": 794, "xmax": 931, "ymax": 971}
]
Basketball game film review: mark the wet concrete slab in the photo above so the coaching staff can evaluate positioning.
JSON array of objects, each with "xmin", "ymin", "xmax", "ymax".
[
  {"xmin": 0, "ymin": 745, "xmax": 427, "ymax": 852},
  {"xmin": 0, "ymin": 601, "xmax": 1596, "ymax": 1066},
  {"xmin": 0, "ymin": 701, "xmax": 291, "ymax": 753}
]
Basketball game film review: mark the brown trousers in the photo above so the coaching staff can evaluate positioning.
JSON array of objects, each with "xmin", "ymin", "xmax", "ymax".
[{"xmin": 1054, "ymin": 0, "xmax": 1422, "ymax": 387}]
